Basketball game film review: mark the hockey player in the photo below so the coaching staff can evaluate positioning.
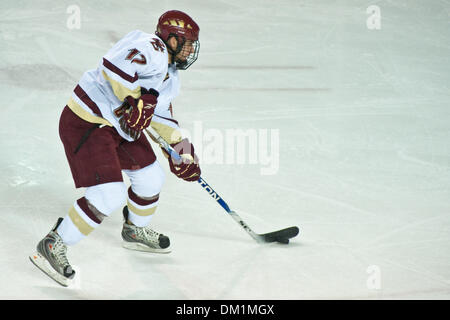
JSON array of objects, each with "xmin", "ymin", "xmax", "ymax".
[{"xmin": 30, "ymin": 10, "xmax": 201, "ymax": 286}]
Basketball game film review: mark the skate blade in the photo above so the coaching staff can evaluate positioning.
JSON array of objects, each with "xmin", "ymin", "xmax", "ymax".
[
  {"xmin": 122, "ymin": 241, "xmax": 171, "ymax": 254},
  {"xmin": 29, "ymin": 252, "xmax": 74, "ymax": 287}
]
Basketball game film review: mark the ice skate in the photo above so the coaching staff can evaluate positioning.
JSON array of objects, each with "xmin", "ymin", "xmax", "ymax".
[
  {"xmin": 29, "ymin": 217, "xmax": 75, "ymax": 287},
  {"xmin": 121, "ymin": 206, "xmax": 171, "ymax": 253}
]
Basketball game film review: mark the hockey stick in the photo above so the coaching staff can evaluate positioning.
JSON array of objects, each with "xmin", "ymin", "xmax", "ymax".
[{"xmin": 144, "ymin": 127, "xmax": 299, "ymax": 244}]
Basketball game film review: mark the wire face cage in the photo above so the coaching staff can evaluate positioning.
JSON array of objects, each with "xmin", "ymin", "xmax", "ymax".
[{"xmin": 175, "ymin": 39, "xmax": 200, "ymax": 70}]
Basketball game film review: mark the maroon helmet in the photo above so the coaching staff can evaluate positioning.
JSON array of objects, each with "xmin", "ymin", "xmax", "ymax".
[{"xmin": 155, "ymin": 10, "xmax": 200, "ymax": 70}]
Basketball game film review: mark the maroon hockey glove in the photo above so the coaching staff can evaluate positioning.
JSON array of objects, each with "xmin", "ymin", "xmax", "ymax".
[
  {"xmin": 120, "ymin": 88, "xmax": 159, "ymax": 139},
  {"xmin": 164, "ymin": 138, "xmax": 201, "ymax": 182}
]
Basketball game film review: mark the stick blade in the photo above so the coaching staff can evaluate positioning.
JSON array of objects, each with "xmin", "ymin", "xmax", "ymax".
[{"xmin": 261, "ymin": 226, "xmax": 299, "ymax": 244}]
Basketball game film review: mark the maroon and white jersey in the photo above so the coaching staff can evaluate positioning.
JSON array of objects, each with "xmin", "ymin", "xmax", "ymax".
[{"xmin": 67, "ymin": 30, "xmax": 181, "ymax": 142}]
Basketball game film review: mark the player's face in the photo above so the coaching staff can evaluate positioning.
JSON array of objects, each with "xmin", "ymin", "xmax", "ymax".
[{"xmin": 175, "ymin": 40, "xmax": 195, "ymax": 62}]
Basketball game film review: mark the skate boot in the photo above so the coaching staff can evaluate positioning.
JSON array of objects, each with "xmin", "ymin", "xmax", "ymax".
[
  {"xmin": 29, "ymin": 217, "xmax": 75, "ymax": 287},
  {"xmin": 121, "ymin": 206, "xmax": 171, "ymax": 253}
]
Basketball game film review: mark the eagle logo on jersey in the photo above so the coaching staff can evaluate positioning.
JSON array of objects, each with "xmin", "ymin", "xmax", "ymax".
[{"xmin": 150, "ymin": 38, "xmax": 165, "ymax": 53}]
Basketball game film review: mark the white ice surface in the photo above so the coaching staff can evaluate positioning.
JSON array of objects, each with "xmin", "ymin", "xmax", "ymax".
[{"xmin": 0, "ymin": 0, "xmax": 449, "ymax": 299}]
